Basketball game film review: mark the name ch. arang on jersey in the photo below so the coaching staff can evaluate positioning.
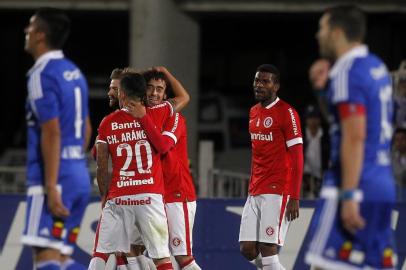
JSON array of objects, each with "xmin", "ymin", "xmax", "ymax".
[{"xmin": 106, "ymin": 121, "xmax": 147, "ymax": 144}]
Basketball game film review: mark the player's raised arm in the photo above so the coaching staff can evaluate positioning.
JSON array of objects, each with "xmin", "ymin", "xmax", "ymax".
[
  {"xmin": 309, "ymin": 59, "xmax": 330, "ymax": 122},
  {"xmin": 153, "ymin": 66, "xmax": 190, "ymax": 112}
]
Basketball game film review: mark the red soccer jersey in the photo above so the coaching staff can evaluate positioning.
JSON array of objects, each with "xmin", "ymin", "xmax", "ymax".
[
  {"xmin": 248, "ymin": 97, "xmax": 303, "ymax": 196},
  {"xmin": 161, "ymin": 113, "xmax": 197, "ymax": 203},
  {"xmin": 97, "ymin": 102, "xmax": 172, "ymax": 200}
]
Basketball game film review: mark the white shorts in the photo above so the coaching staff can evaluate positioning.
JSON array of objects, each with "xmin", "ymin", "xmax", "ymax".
[
  {"xmin": 165, "ymin": 201, "xmax": 197, "ymax": 256},
  {"xmin": 239, "ymin": 194, "xmax": 290, "ymax": 246},
  {"xmin": 95, "ymin": 193, "xmax": 170, "ymax": 259}
]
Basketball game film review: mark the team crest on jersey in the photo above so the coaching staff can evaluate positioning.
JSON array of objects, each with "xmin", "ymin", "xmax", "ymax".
[
  {"xmin": 172, "ymin": 237, "xmax": 182, "ymax": 247},
  {"xmin": 266, "ymin": 226, "xmax": 274, "ymax": 236},
  {"xmin": 263, "ymin": 117, "xmax": 273, "ymax": 128}
]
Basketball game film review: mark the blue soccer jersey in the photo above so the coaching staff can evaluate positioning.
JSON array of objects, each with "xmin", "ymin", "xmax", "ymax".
[
  {"xmin": 325, "ymin": 45, "xmax": 396, "ymax": 202},
  {"xmin": 22, "ymin": 50, "xmax": 90, "ymax": 254},
  {"xmin": 25, "ymin": 50, "xmax": 89, "ymax": 188},
  {"xmin": 306, "ymin": 46, "xmax": 397, "ymax": 269}
]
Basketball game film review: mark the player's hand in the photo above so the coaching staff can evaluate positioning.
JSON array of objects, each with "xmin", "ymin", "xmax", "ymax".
[
  {"xmin": 47, "ymin": 186, "xmax": 70, "ymax": 218},
  {"xmin": 126, "ymin": 100, "xmax": 146, "ymax": 118},
  {"xmin": 151, "ymin": 66, "xmax": 168, "ymax": 74},
  {"xmin": 309, "ymin": 59, "xmax": 330, "ymax": 91},
  {"xmin": 285, "ymin": 198, "xmax": 299, "ymax": 221},
  {"xmin": 340, "ymin": 200, "xmax": 365, "ymax": 234}
]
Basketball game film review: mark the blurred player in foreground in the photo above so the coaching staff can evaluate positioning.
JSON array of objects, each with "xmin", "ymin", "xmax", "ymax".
[
  {"xmin": 22, "ymin": 7, "xmax": 91, "ymax": 270},
  {"xmin": 305, "ymin": 5, "xmax": 397, "ymax": 269}
]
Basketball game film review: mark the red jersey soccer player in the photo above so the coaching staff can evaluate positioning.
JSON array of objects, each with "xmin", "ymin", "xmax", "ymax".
[
  {"xmin": 90, "ymin": 67, "xmax": 192, "ymax": 270},
  {"xmin": 92, "ymin": 72, "xmax": 175, "ymax": 270},
  {"xmin": 239, "ymin": 64, "xmax": 304, "ymax": 270},
  {"xmin": 128, "ymin": 68, "xmax": 201, "ymax": 270}
]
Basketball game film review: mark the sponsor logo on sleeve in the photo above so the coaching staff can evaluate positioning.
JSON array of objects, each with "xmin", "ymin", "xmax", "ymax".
[{"xmin": 288, "ymin": 108, "xmax": 299, "ymax": 135}]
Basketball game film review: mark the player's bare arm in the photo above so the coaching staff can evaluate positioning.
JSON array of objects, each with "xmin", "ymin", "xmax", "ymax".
[
  {"xmin": 41, "ymin": 117, "xmax": 70, "ymax": 218},
  {"xmin": 285, "ymin": 199, "xmax": 299, "ymax": 221},
  {"xmin": 340, "ymin": 105, "xmax": 366, "ymax": 234},
  {"xmin": 96, "ymin": 142, "xmax": 109, "ymax": 208},
  {"xmin": 153, "ymin": 66, "xmax": 190, "ymax": 112}
]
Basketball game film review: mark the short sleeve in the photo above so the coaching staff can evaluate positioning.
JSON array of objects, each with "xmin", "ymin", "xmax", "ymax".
[
  {"xmin": 29, "ymin": 73, "xmax": 59, "ymax": 123},
  {"xmin": 331, "ymin": 62, "xmax": 366, "ymax": 106},
  {"xmin": 97, "ymin": 117, "xmax": 109, "ymax": 144}
]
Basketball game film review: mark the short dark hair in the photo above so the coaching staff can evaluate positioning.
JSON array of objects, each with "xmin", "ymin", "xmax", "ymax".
[
  {"xmin": 257, "ymin": 64, "xmax": 280, "ymax": 84},
  {"xmin": 325, "ymin": 5, "xmax": 366, "ymax": 42},
  {"xmin": 142, "ymin": 69, "xmax": 173, "ymax": 97},
  {"xmin": 143, "ymin": 70, "xmax": 169, "ymax": 86},
  {"xmin": 119, "ymin": 73, "xmax": 146, "ymax": 100},
  {"xmin": 34, "ymin": 7, "xmax": 71, "ymax": 49},
  {"xmin": 110, "ymin": 68, "xmax": 123, "ymax": 80}
]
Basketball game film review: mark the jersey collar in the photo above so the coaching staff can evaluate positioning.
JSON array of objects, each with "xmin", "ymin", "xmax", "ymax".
[
  {"xmin": 329, "ymin": 45, "xmax": 368, "ymax": 78},
  {"xmin": 265, "ymin": 97, "xmax": 280, "ymax": 109},
  {"xmin": 27, "ymin": 50, "xmax": 64, "ymax": 75}
]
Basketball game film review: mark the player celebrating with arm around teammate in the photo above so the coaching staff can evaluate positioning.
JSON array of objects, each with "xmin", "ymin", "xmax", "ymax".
[
  {"xmin": 128, "ymin": 67, "xmax": 201, "ymax": 270},
  {"xmin": 92, "ymin": 72, "xmax": 174, "ymax": 270},
  {"xmin": 239, "ymin": 64, "xmax": 304, "ymax": 270}
]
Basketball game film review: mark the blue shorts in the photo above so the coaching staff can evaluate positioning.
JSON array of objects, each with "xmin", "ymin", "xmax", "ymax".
[
  {"xmin": 305, "ymin": 187, "xmax": 397, "ymax": 270},
  {"xmin": 21, "ymin": 171, "xmax": 90, "ymax": 255}
]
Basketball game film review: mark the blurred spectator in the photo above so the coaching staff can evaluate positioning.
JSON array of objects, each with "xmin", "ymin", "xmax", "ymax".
[
  {"xmin": 392, "ymin": 128, "xmax": 406, "ymax": 200},
  {"xmin": 394, "ymin": 70, "xmax": 406, "ymax": 128},
  {"xmin": 302, "ymin": 105, "xmax": 329, "ymax": 198}
]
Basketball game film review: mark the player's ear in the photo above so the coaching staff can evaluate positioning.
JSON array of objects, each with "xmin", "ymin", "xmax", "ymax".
[
  {"xmin": 118, "ymin": 88, "xmax": 124, "ymax": 99},
  {"xmin": 275, "ymin": 83, "xmax": 280, "ymax": 92}
]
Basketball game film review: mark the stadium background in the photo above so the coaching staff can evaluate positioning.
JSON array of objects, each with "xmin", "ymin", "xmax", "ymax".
[{"xmin": 0, "ymin": 0, "xmax": 405, "ymax": 269}]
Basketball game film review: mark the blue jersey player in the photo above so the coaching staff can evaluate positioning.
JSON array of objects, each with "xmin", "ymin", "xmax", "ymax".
[
  {"xmin": 21, "ymin": 8, "xmax": 92, "ymax": 270},
  {"xmin": 306, "ymin": 5, "xmax": 397, "ymax": 270}
]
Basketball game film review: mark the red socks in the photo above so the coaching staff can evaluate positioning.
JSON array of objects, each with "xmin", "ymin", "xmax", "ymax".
[{"xmin": 157, "ymin": 261, "xmax": 174, "ymax": 270}]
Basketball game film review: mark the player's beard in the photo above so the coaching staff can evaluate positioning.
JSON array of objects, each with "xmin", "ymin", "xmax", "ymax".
[
  {"xmin": 109, "ymin": 98, "xmax": 119, "ymax": 110},
  {"xmin": 254, "ymin": 87, "xmax": 267, "ymax": 101}
]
